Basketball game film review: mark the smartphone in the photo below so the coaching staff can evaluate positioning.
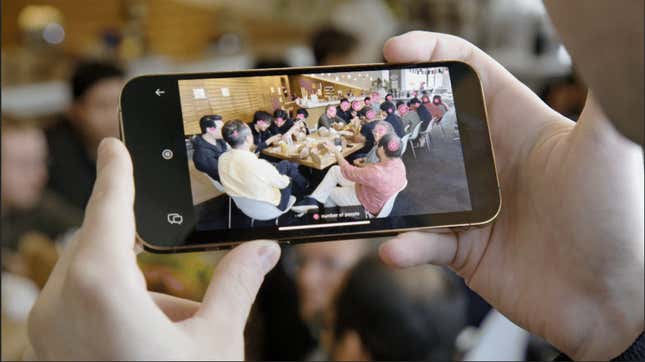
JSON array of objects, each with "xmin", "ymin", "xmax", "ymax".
[{"xmin": 119, "ymin": 62, "xmax": 500, "ymax": 253}]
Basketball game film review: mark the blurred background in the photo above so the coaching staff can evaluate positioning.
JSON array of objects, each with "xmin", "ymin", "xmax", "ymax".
[{"xmin": 2, "ymin": 0, "xmax": 587, "ymax": 360}]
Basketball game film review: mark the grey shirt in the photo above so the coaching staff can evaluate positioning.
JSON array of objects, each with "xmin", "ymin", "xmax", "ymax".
[
  {"xmin": 318, "ymin": 113, "xmax": 345, "ymax": 129},
  {"xmin": 401, "ymin": 110, "xmax": 422, "ymax": 134}
]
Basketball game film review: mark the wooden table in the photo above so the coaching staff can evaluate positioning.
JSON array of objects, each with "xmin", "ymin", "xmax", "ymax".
[{"xmin": 262, "ymin": 133, "xmax": 365, "ymax": 170}]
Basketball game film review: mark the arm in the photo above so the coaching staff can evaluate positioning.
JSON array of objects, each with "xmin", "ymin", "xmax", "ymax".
[
  {"xmin": 336, "ymin": 154, "xmax": 377, "ymax": 185},
  {"xmin": 257, "ymin": 159, "xmax": 290, "ymax": 189}
]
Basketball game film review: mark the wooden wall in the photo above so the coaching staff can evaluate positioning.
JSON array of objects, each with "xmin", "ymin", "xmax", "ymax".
[
  {"xmin": 179, "ymin": 75, "xmax": 289, "ymax": 135},
  {"xmin": 289, "ymin": 75, "xmax": 368, "ymax": 100}
]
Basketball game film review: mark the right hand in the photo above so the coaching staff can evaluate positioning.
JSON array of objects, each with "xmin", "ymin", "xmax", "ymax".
[
  {"xmin": 27, "ymin": 139, "xmax": 281, "ymax": 360},
  {"xmin": 378, "ymin": 31, "xmax": 643, "ymax": 360}
]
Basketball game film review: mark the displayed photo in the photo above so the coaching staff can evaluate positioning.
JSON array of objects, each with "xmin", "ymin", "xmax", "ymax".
[{"xmin": 179, "ymin": 67, "xmax": 471, "ymax": 231}]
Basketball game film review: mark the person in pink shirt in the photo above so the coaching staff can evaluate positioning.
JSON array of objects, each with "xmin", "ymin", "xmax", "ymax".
[{"xmin": 292, "ymin": 133, "xmax": 407, "ymax": 216}]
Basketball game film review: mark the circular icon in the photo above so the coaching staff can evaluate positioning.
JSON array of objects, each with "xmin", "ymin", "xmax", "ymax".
[{"xmin": 161, "ymin": 149, "xmax": 174, "ymax": 160}]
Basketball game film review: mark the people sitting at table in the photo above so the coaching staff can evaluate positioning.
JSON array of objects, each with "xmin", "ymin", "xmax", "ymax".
[
  {"xmin": 218, "ymin": 120, "xmax": 297, "ymax": 211},
  {"xmin": 251, "ymin": 111, "xmax": 281, "ymax": 153},
  {"xmin": 318, "ymin": 105, "xmax": 346, "ymax": 129},
  {"xmin": 379, "ymin": 101, "xmax": 405, "ymax": 137},
  {"xmin": 397, "ymin": 101, "xmax": 422, "ymax": 134},
  {"xmin": 336, "ymin": 98, "xmax": 353, "ymax": 122},
  {"xmin": 192, "ymin": 115, "xmax": 228, "ymax": 182},
  {"xmin": 352, "ymin": 121, "xmax": 394, "ymax": 167},
  {"xmin": 292, "ymin": 133, "xmax": 407, "ymax": 216},
  {"xmin": 270, "ymin": 109, "xmax": 295, "ymax": 135}
]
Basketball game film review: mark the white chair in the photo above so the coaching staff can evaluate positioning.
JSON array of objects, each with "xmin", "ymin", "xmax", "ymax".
[
  {"xmin": 231, "ymin": 195, "xmax": 297, "ymax": 227},
  {"xmin": 208, "ymin": 176, "xmax": 232, "ymax": 229},
  {"xmin": 406, "ymin": 122, "xmax": 423, "ymax": 159},
  {"xmin": 366, "ymin": 181, "xmax": 408, "ymax": 218},
  {"xmin": 418, "ymin": 120, "xmax": 433, "ymax": 152},
  {"xmin": 400, "ymin": 133, "xmax": 411, "ymax": 157}
]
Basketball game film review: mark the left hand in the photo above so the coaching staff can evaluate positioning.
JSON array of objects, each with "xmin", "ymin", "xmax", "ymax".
[{"xmin": 27, "ymin": 138, "xmax": 281, "ymax": 360}]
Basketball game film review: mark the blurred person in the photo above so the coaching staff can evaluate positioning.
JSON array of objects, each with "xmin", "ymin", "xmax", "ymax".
[
  {"xmin": 410, "ymin": 97, "xmax": 433, "ymax": 141},
  {"xmin": 318, "ymin": 105, "xmax": 345, "ymax": 129},
  {"xmin": 539, "ymin": 74, "xmax": 587, "ymax": 121},
  {"xmin": 363, "ymin": 96, "xmax": 372, "ymax": 109},
  {"xmin": 325, "ymin": 256, "xmax": 465, "ymax": 361},
  {"xmin": 191, "ymin": 115, "xmax": 228, "ymax": 183},
  {"xmin": 369, "ymin": 91, "xmax": 382, "ymax": 112},
  {"xmin": 1, "ymin": 117, "xmax": 82, "ymax": 251},
  {"xmin": 293, "ymin": 108, "xmax": 311, "ymax": 134},
  {"xmin": 250, "ymin": 110, "xmax": 281, "ymax": 154},
  {"xmin": 46, "ymin": 60, "xmax": 125, "ymax": 209},
  {"xmin": 336, "ymin": 98, "xmax": 353, "ymax": 122},
  {"xmin": 350, "ymin": 100, "xmax": 364, "ymax": 119},
  {"xmin": 23, "ymin": 1, "xmax": 645, "ymax": 360},
  {"xmin": 292, "ymin": 134, "xmax": 407, "ymax": 216},
  {"xmin": 397, "ymin": 101, "xmax": 421, "ymax": 134},
  {"xmin": 380, "ymin": 101, "xmax": 405, "ymax": 137},
  {"xmin": 426, "ymin": 94, "xmax": 449, "ymax": 121},
  {"xmin": 353, "ymin": 121, "xmax": 394, "ymax": 167},
  {"xmin": 384, "ymin": 93, "xmax": 394, "ymax": 103},
  {"xmin": 270, "ymin": 109, "xmax": 295, "ymax": 135},
  {"xmin": 311, "ymin": 26, "xmax": 359, "ymax": 66},
  {"xmin": 219, "ymin": 120, "xmax": 295, "ymax": 211}
]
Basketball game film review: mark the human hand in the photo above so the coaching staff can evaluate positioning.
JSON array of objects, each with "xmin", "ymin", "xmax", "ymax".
[
  {"xmin": 378, "ymin": 31, "xmax": 643, "ymax": 360},
  {"xmin": 267, "ymin": 134, "xmax": 282, "ymax": 145},
  {"xmin": 353, "ymin": 158, "xmax": 366, "ymax": 167},
  {"xmin": 27, "ymin": 138, "xmax": 281, "ymax": 360}
]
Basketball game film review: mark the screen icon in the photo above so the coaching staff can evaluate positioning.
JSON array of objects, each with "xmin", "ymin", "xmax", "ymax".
[
  {"xmin": 161, "ymin": 149, "xmax": 174, "ymax": 160},
  {"xmin": 167, "ymin": 213, "xmax": 183, "ymax": 225},
  {"xmin": 155, "ymin": 88, "xmax": 165, "ymax": 96}
]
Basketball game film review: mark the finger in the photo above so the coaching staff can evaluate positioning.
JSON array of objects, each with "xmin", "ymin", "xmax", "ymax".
[
  {"xmin": 379, "ymin": 231, "xmax": 458, "ymax": 268},
  {"xmin": 150, "ymin": 292, "xmax": 200, "ymax": 322},
  {"xmin": 193, "ymin": 241, "xmax": 280, "ymax": 332},
  {"xmin": 75, "ymin": 138, "xmax": 136, "ymax": 259}
]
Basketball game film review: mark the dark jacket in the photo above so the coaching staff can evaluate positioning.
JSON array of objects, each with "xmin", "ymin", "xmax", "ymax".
[
  {"xmin": 417, "ymin": 104, "xmax": 433, "ymax": 130},
  {"xmin": 270, "ymin": 118, "xmax": 294, "ymax": 135},
  {"xmin": 251, "ymin": 125, "xmax": 276, "ymax": 153},
  {"xmin": 46, "ymin": 118, "xmax": 96, "ymax": 210},
  {"xmin": 192, "ymin": 135, "xmax": 228, "ymax": 181},
  {"xmin": 336, "ymin": 106, "xmax": 352, "ymax": 122},
  {"xmin": 384, "ymin": 114, "xmax": 406, "ymax": 138}
]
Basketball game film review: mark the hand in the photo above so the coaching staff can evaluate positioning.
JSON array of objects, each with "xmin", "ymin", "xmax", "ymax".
[
  {"xmin": 267, "ymin": 134, "xmax": 282, "ymax": 145},
  {"xmin": 378, "ymin": 32, "xmax": 643, "ymax": 360},
  {"xmin": 26, "ymin": 138, "xmax": 281, "ymax": 360},
  {"xmin": 353, "ymin": 158, "xmax": 366, "ymax": 167}
]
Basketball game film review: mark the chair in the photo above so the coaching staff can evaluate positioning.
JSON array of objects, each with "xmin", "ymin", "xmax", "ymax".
[
  {"xmin": 418, "ymin": 120, "xmax": 433, "ymax": 152},
  {"xmin": 208, "ymin": 177, "xmax": 232, "ymax": 229},
  {"xmin": 366, "ymin": 181, "xmax": 408, "ymax": 218},
  {"xmin": 406, "ymin": 122, "xmax": 423, "ymax": 159},
  {"xmin": 400, "ymin": 133, "xmax": 411, "ymax": 157},
  {"xmin": 231, "ymin": 195, "xmax": 297, "ymax": 227}
]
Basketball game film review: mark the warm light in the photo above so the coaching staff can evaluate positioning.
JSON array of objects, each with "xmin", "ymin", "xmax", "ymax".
[{"xmin": 42, "ymin": 22, "xmax": 65, "ymax": 44}]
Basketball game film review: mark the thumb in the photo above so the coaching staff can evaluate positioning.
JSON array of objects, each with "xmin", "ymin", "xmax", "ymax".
[
  {"xmin": 379, "ymin": 231, "xmax": 458, "ymax": 268},
  {"xmin": 193, "ymin": 241, "xmax": 281, "ymax": 333}
]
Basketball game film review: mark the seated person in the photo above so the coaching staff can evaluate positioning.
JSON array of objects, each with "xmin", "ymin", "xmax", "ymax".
[
  {"xmin": 349, "ymin": 100, "xmax": 364, "ymax": 119},
  {"xmin": 218, "ymin": 120, "xmax": 294, "ymax": 211},
  {"xmin": 251, "ymin": 111, "xmax": 281, "ymax": 153},
  {"xmin": 325, "ymin": 255, "xmax": 465, "ymax": 361},
  {"xmin": 426, "ymin": 95, "xmax": 449, "ymax": 121},
  {"xmin": 353, "ymin": 121, "xmax": 393, "ymax": 167},
  {"xmin": 397, "ymin": 101, "xmax": 422, "ymax": 134},
  {"xmin": 363, "ymin": 97, "xmax": 372, "ymax": 110},
  {"xmin": 421, "ymin": 95, "xmax": 431, "ymax": 104},
  {"xmin": 318, "ymin": 105, "xmax": 346, "ymax": 129},
  {"xmin": 292, "ymin": 133, "xmax": 407, "ymax": 216},
  {"xmin": 384, "ymin": 93, "xmax": 394, "ymax": 103},
  {"xmin": 191, "ymin": 115, "xmax": 228, "ymax": 182},
  {"xmin": 294, "ymin": 108, "xmax": 311, "ymax": 133},
  {"xmin": 409, "ymin": 97, "xmax": 433, "ymax": 133},
  {"xmin": 270, "ymin": 109, "xmax": 295, "ymax": 135},
  {"xmin": 380, "ymin": 102, "xmax": 405, "ymax": 137},
  {"xmin": 335, "ymin": 98, "xmax": 352, "ymax": 122}
]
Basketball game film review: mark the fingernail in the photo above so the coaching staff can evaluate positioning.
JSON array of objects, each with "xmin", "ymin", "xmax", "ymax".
[
  {"xmin": 257, "ymin": 242, "xmax": 280, "ymax": 273},
  {"xmin": 96, "ymin": 138, "xmax": 111, "ymax": 172}
]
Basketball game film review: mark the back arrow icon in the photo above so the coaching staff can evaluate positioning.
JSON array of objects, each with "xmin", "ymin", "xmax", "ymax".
[{"xmin": 155, "ymin": 89, "xmax": 165, "ymax": 96}]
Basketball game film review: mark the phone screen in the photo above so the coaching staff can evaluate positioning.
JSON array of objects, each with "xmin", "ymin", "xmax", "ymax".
[{"xmin": 178, "ymin": 66, "xmax": 472, "ymax": 233}]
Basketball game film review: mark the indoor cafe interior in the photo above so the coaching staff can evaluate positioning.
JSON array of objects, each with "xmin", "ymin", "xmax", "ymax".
[{"xmin": 2, "ymin": 1, "xmax": 614, "ymax": 361}]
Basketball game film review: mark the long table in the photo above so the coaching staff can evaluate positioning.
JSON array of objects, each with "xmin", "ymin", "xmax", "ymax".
[{"xmin": 262, "ymin": 133, "xmax": 365, "ymax": 170}]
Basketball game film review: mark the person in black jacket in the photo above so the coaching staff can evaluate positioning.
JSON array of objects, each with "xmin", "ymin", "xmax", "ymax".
[
  {"xmin": 336, "ymin": 98, "xmax": 352, "ymax": 122},
  {"xmin": 270, "ymin": 109, "xmax": 295, "ymax": 135},
  {"xmin": 191, "ymin": 115, "xmax": 228, "ymax": 182},
  {"xmin": 250, "ymin": 111, "xmax": 281, "ymax": 154},
  {"xmin": 380, "ymin": 101, "xmax": 405, "ymax": 138}
]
